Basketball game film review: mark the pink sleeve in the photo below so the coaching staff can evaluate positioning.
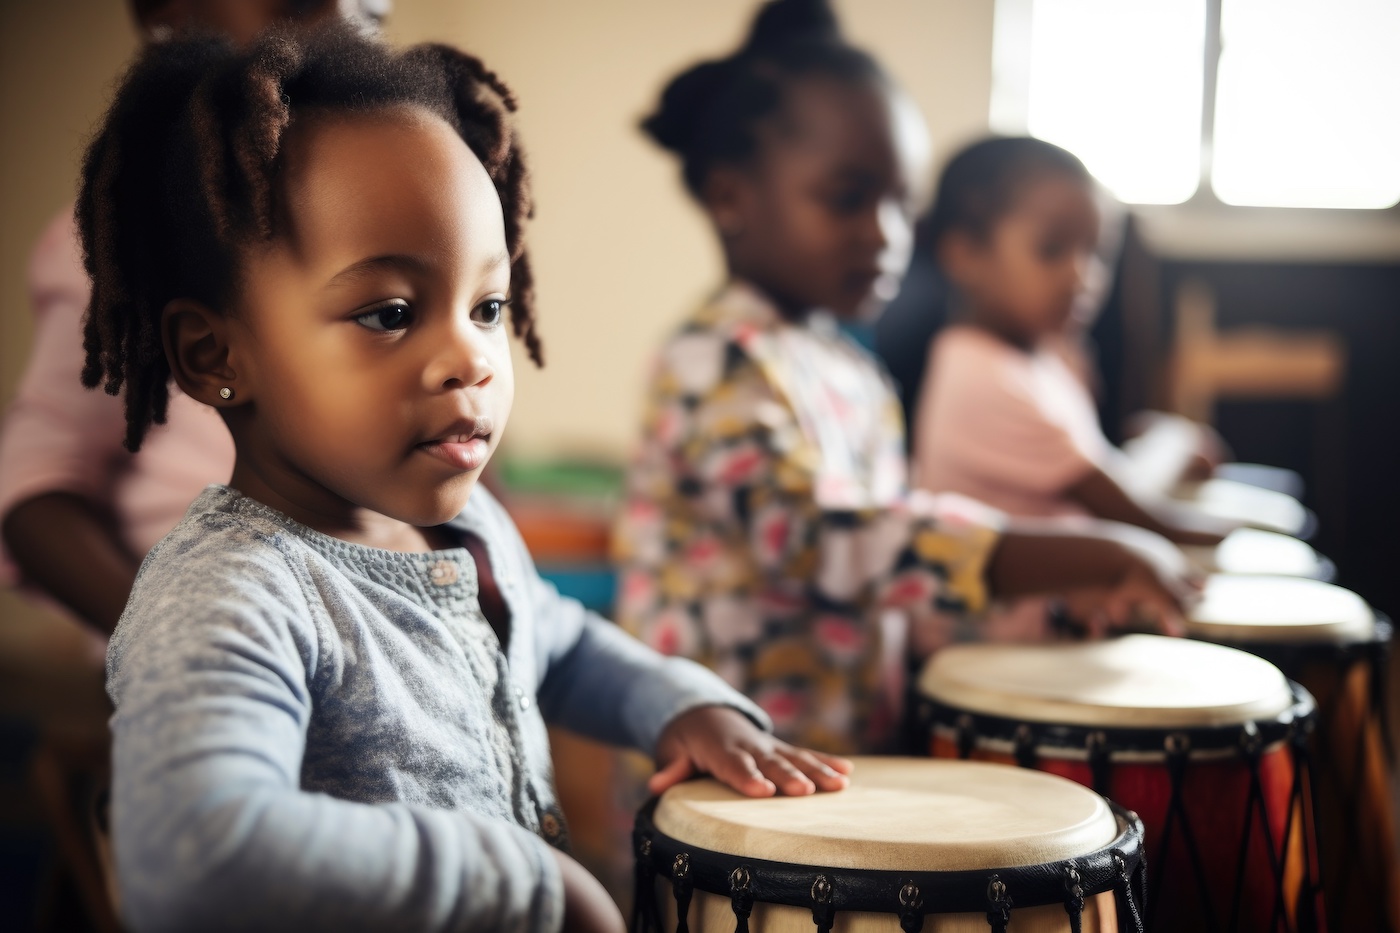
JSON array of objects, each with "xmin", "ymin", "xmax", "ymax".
[
  {"xmin": 0, "ymin": 210, "xmax": 127, "ymax": 583},
  {"xmin": 914, "ymin": 329, "xmax": 1104, "ymax": 502}
]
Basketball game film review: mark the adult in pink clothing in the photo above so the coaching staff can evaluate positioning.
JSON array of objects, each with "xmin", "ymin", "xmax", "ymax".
[
  {"xmin": 0, "ymin": 0, "xmax": 390, "ymax": 636},
  {"xmin": 0, "ymin": 210, "xmax": 234, "ymax": 632}
]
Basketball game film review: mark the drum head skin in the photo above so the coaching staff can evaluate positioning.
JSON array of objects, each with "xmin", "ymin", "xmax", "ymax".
[
  {"xmin": 654, "ymin": 757, "xmax": 1118, "ymax": 872},
  {"xmin": 1175, "ymin": 478, "xmax": 1309, "ymax": 536},
  {"xmin": 919, "ymin": 634, "xmax": 1295, "ymax": 729},
  {"xmin": 1188, "ymin": 575, "xmax": 1375, "ymax": 644},
  {"xmin": 1182, "ymin": 528, "xmax": 1326, "ymax": 578}
]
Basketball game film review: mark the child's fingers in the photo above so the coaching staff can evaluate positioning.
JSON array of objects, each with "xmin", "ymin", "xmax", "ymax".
[
  {"xmin": 1135, "ymin": 578, "xmax": 1187, "ymax": 636},
  {"xmin": 779, "ymin": 747, "xmax": 850, "ymax": 792},
  {"xmin": 814, "ymin": 751, "xmax": 854, "ymax": 775},
  {"xmin": 647, "ymin": 756, "xmax": 695, "ymax": 796},
  {"xmin": 1153, "ymin": 603, "xmax": 1186, "ymax": 637},
  {"xmin": 750, "ymin": 748, "xmax": 816, "ymax": 796},
  {"xmin": 708, "ymin": 747, "xmax": 777, "ymax": 798}
]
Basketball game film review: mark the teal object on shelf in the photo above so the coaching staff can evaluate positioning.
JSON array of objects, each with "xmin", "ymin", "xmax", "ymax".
[{"xmin": 537, "ymin": 564, "xmax": 617, "ymax": 615}]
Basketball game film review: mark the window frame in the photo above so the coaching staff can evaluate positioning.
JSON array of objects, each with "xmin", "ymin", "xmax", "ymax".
[{"xmin": 989, "ymin": 0, "xmax": 1400, "ymax": 258}]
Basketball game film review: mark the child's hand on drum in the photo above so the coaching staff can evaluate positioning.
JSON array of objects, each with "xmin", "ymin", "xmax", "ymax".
[
  {"xmin": 650, "ymin": 705, "xmax": 853, "ymax": 798},
  {"xmin": 1061, "ymin": 565, "xmax": 1188, "ymax": 638},
  {"xmin": 1062, "ymin": 524, "xmax": 1201, "ymax": 637}
]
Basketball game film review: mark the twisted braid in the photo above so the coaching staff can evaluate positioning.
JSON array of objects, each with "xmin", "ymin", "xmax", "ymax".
[{"xmin": 409, "ymin": 44, "xmax": 542, "ymax": 366}]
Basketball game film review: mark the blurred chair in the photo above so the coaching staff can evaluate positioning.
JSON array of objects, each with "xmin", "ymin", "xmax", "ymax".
[{"xmin": 1168, "ymin": 278, "xmax": 1346, "ymax": 421}]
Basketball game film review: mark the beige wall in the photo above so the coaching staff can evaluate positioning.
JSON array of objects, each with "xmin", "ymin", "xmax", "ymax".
[
  {"xmin": 0, "ymin": 0, "xmax": 994, "ymax": 450},
  {"xmin": 0, "ymin": 1, "xmax": 992, "ymax": 633},
  {"xmin": 384, "ymin": 0, "xmax": 996, "ymax": 459}
]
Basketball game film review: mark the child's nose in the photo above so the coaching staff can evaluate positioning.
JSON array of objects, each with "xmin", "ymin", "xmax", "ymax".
[
  {"xmin": 426, "ymin": 315, "xmax": 494, "ymax": 391},
  {"xmin": 872, "ymin": 199, "xmax": 912, "ymax": 262},
  {"xmin": 1072, "ymin": 252, "xmax": 1096, "ymax": 291}
]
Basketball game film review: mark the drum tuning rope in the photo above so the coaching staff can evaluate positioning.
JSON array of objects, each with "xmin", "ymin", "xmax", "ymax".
[
  {"xmin": 955, "ymin": 713, "xmax": 975, "ymax": 760},
  {"xmin": 1086, "ymin": 731, "xmax": 1111, "ymax": 797},
  {"xmin": 896, "ymin": 881, "xmax": 923, "ymax": 933},
  {"xmin": 1150, "ymin": 731, "xmax": 1219, "ymax": 931},
  {"xmin": 983, "ymin": 875, "xmax": 1011, "ymax": 933},
  {"xmin": 809, "ymin": 874, "xmax": 835, "ymax": 933},
  {"xmin": 1112, "ymin": 852, "xmax": 1146, "ymax": 933},
  {"xmin": 1061, "ymin": 864, "xmax": 1085, "ymax": 933},
  {"xmin": 631, "ymin": 831, "xmax": 660, "ymax": 933},
  {"xmin": 1012, "ymin": 725, "xmax": 1036, "ymax": 769},
  {"xmin": 672, "ymin": 853, "xmax": 693, "ymax": 933},
  {"xmin": 728, "ymin": 866, "xmax": 753, "ymax": 933},
  {"xmin": 1286, "ymin": 724, "xmax": 1328, "ymax": 933}
]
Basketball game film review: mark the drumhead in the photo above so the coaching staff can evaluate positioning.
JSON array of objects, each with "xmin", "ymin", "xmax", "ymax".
[
  {"xmin": 1188, "ymin": 575, "xmax": 1375, "ymax": 644},
  {"xmin": 1175, "ymin": 478, "xmax": 1308, "ymax": 536},
  {"xmin": 918, "ymin": 634, "xmax": 1295, "ymax": 729},
  {"xmin": 1181, "ymin": 528, "xmax": 1326, "ymax": 578},
  {"xmin": 653, "ymin": 757, "xmax": 1118, "ymax": 872}
]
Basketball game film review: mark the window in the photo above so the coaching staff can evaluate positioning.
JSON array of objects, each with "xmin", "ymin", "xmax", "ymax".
[{"xmin": 991, "ymin": 0, "xmax": 1400, "ymax": 209}]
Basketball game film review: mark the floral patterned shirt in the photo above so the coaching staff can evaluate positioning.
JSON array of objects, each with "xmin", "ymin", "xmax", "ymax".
[{"xmin": 614, "ymin": 282, "xmax": 1004, "ymax": 754}]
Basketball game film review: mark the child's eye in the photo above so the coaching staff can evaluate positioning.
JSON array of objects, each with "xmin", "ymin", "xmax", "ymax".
[
  {"xmin": 354, "ymin": 300, "xmax": 412, "ymax": 332},
  {"xmin": 826, "ymin": 190, "xmax": 869, "ymax": 216},
  {"xmin": 472, "ymin": 298, "xmax": 510, "ymax": 326}
]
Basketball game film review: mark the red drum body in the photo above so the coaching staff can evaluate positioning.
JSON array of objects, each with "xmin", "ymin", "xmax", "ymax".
[
  {"xmin": 1187, "ymin": 575, "xmax": 1398, "ymax": 932},
  {"xmin": 917, "ymin": 636, "xmax": 1322, "ymax": 933}
]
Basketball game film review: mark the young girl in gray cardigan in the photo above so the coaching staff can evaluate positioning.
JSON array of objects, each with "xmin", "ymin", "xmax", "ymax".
[{"xmin": 79, "ymin": 24, "xmax": 849, "ymax": 933}]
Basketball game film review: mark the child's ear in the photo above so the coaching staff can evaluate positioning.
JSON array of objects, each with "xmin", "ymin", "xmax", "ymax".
[
  {"xmin": 701, "ymin": 165, "xmax": 756, "ymax": 241},
  {"xmin": 937, "ymin": 230, "xmax": 983, "ymax": 290},
  {"xmin": 130, "ymin": 0, "xmax": 186, "ymax": 40},
  {"xmin": 162, "ymin": 299, "xmax": 244, "ymax": 408}
]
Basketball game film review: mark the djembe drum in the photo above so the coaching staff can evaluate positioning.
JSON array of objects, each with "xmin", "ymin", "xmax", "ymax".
[
  {"xmin": 1173, "ymin": 478, "xmax": 1312, "ymax": 538},
  {"xmin": 1188, "ymin": 574, "xmax": 1397, "ymax": 932},
  {"xmin": 632, "ymin": 757, "xmax": 1147, "ymax": 933},
  {"xmin": 916, "ymin": 636, "xmax": 1321, "ymax": 933},
  {"xmin": 1179, "ymin": 528, "xmax": 1333, "ymax": 580}
]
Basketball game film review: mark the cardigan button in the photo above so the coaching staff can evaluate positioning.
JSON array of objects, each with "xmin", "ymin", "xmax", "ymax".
[{"xmin": 429, "ymin": 560, "xmax": 458, "ymax": 586}]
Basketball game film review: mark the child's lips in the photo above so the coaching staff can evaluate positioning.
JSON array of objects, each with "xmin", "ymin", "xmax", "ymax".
[
  {"xmin": 845, "ymin": 269, "xmax": 882, "ymax": 293},
  {"xmin": 416, "ymin": 435, "xmax": 491, "ymax": 472}
]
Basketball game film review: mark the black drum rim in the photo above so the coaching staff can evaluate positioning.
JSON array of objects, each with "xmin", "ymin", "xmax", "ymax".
[
  {"xmin": 917, "ymin": 680, "xmax": 1316, "ymax": 759},
  {"xmin": 633, "ymin": 797, "xmax": 1146, "ymax": 918},
  {"xmin": 1197, "ymin": 612, "xmax": 1391, "ymax": 668}
]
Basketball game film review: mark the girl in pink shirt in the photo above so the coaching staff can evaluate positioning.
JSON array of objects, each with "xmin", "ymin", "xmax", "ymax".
[{"xmin": 914, "ymin": 137, "xmax": 1237, "ymax": 546}]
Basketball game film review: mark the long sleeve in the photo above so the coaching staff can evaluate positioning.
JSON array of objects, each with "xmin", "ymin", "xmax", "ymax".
[
  {"xmin": 461, "ymin": 485, "xmax": 772, "ymax": 755},
  {"xmin": 530, "ymin": 570, "xmax": 770, "ymax": 753},
  {"xmin": 108, "ymin": 538, "xmax": 563, "ymax": 933}
]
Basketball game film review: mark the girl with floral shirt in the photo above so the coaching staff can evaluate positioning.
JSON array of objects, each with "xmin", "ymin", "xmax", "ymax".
[{"xmin": 615, "ymin": 0, "xmax": 1194, "ymax": 754}]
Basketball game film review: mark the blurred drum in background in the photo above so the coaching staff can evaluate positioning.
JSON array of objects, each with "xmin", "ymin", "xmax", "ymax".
[
  {"xmin": 632, "ymin": 757, "xmax": 1147, "ymax": 933},
  {"xmin": 916, "ymin": 636, "xmax": 1321, "ymax": 933},
  {"xmin": 1180, "ymin": 528, "xmax": 1333, "ymax": 580},
  {"xmin": 1188, "ymin": 574, "xmax": 1399, "ymax": 932},
  {"xmin": 1172, "ymin": 477, "xmax": 1313, "ymax": 538}
]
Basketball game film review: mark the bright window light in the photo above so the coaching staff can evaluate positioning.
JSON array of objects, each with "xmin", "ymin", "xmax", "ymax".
[
  {"xmin": 1212, "ymin": 0, "xmax": 1400, "ymax": 209},
  {"xmin": 994, "ymin": 0, "xmax": 1206, "ymax": 205}
]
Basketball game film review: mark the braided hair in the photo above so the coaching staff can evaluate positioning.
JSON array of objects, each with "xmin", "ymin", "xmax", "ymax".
[
  {"xmin": 641, "ymin": 0, "xmax": 886, "ymax": 198},
  {"xmin": 77, "ymin": 22, "xmax": 541, "ymax": 453},
  {"xmin": 924, "ymin": 136, "xmax": 1091, "ymax": 247}
]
